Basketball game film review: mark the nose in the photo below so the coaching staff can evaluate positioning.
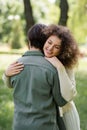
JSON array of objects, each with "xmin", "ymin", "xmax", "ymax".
[{"xmin": 48, "ymin": 45, "xmax": 53, "ymax": 51}]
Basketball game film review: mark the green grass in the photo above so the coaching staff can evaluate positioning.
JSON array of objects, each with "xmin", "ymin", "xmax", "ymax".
[
  {"xmin": 0, "ymin": 54, "xmax": 87, "ymax": 130},
  {"xmin": 75, "ymin": 58, "xmax": 87, "ymax": 130},
  {"xmin": 0, "ymin": 54, "xmax": 21, "ymax": 130}
]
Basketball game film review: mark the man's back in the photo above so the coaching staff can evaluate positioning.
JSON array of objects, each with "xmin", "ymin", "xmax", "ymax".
[{"xmin": 11, "ymin": 51, "xmax": 66, "ymax": 130}]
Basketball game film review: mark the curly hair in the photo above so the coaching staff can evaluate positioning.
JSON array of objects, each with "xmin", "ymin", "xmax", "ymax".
[{"xmin": 42, "ymin": 24, "xmax": 80, "ymax": 68}]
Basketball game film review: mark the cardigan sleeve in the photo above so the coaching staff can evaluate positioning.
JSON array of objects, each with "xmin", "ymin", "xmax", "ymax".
[
  {"xmin": 52, "ymin": 70, "xmax": 67, "ymax": 107},
  {"xmin": 2, "ymin": 73, "xmax": 13, "ymax": 88},
  {"xmin": 57, "ymin": 66, "xmax": 77, "ymax": 102}
]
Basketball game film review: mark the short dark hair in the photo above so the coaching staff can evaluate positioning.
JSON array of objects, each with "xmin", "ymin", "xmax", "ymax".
[{"xmin": 27, "ymin": 24, "xmax": 47, "ymax": 51}]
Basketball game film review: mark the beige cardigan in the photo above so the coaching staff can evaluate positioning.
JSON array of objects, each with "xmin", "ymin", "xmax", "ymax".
[{"xmin": 57, "ymin": 66, "xmax": 77, "ymax": 116}]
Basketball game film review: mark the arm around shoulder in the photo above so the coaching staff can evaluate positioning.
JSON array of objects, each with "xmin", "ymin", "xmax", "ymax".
[
  {"xmin": 2, "ymin": 73, "xmax": 13, "ymax": 88},
  {"xmin": 57, "ymin": 67, "xmax": 77, "ymax": 102},
  {"xmin": 53, "ymin": 70, "xmax": 68, "ymax": 107}
]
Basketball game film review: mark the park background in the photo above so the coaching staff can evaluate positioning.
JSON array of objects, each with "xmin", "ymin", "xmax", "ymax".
[{"xmin": 0, "ymin": 0, "xmax": 87, "ymax": 130}]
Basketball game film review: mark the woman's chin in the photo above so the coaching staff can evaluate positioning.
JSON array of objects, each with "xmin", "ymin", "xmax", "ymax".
[
  {"xmin": 46, "ymin": 55, "xmax": 52, "ymax": 58},
  {"xmin": 44, "ymin": 52, "xmax": 52, "ymax": 58}
]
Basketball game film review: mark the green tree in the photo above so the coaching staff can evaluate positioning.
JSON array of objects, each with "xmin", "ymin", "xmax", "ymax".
[
  {"xmin": 58, "ymin": 0, "xmax": 69, "ymax": 26},
  {"xmin": 0, "ymin": 0, "xmax": 87, "ymax": 48},
  {"xmin": 23, "ymin": 0, "xmax": 35, "ymax": 34}
]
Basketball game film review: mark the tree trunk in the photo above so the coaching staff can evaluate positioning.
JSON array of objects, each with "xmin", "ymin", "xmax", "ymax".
[
  {"xmin": 58, "ymin": 0, "xmax": 69, "ymax": 26},
  {"xmin": 23, "ymin": 0, "xmax": 35, "ymax": 34}
]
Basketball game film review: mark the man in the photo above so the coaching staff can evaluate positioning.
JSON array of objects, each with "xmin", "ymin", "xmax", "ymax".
[{"xmin": 3, "ymin": 24, "xmax": 67, "ymax": 130}]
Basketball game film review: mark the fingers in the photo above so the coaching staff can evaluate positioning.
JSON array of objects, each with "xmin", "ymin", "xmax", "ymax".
[
  {"xmin": 11, "ymin": 64, "xmax": 24, "ymax": 69},
  {"xmin": 9, "ymin": 69, "xmax": 23, "ymax": 76},
  {"xmin": 5, "ymin": 62, "xmax": 24, "ymax": 77},
  {"xmin": 9, "ymin": 62, "xmax": 24, "ymax": 69},
  {"xmin": 10, "ymin": 67, "xmax": 24, "ymax": 72},
  {"xmin": 10, "ymin": 61, "xmax": 23, "ymax": 66}
]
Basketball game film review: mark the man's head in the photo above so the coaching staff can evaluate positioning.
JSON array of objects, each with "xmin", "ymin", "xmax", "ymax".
[{"xmin": 27, "ymin": 24, "xmax": 47, "ymax": 51}]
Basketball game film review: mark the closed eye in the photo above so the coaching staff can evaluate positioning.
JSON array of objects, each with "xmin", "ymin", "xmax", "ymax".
[
  {"xmin": 47, "ymin": 40, "xmax": 52, "ymax": 45},
  {"xmin": 55, "ymin": 45, "xmax": 61, "ymax": 49}
]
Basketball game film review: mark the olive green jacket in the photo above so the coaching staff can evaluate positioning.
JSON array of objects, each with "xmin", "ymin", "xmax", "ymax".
[{"xmin": 3, "ymin": 51, "xmax": 67, "ymax": 130}]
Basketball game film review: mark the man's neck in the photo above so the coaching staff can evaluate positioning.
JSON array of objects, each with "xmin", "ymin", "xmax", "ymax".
[{"xmin": 30, "ymin": 47, "xmax": 41, "ymax": 51}]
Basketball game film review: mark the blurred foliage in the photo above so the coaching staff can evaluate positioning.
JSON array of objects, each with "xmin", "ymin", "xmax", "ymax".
[
  {"xmin": 9, "ymin": 20, "xmax": 25, "ymax": 49},
  {"xmin": 75, "ymin": 58, "xmax": 87, "ymax": 130},
  {"xmin": 68, "ymin": 0, "xmax": 87, "ymax": 44},
  {"xmin": 31, "ymin": 0, "xmax": 60, "ymax": 24},
  {"xmin": 0, "ymin": 0, "xmax": 25, "ymax": 49},
  {"xmin": 0, "ymin": 0, "xmax": 87, "ymax": 48}
]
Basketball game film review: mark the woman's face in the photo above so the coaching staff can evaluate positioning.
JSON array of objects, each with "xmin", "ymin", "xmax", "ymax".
[{"xmin": 43, "ymin": 35, "xmax": 61, "ymax": 58}]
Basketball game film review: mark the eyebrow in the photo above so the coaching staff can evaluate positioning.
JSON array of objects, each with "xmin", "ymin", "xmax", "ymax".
[
  {"xmin": 48, "ymin": 39, "xmax": 52, "ymax": 42},
  {"xmin": 48, "ymin": 39, "xmax": 61, "ymax": 46}
]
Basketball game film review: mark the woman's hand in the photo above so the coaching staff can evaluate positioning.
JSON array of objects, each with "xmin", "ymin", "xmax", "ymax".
[
  {"xmin": 45, "ymin": 56, "xmax": 63, "ymax": 69},
  {"xmin": 5, "ymin": 61, "xmax": 24, "ymax": 77}
]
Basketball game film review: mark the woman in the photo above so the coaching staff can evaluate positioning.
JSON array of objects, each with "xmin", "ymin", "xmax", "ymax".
[{"xmin": 3, "ymin": 24, "xmax": 80, "ymax": 130}]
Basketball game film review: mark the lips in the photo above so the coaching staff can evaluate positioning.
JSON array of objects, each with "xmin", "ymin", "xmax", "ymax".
[
  {"xmin": 46, "ymin": 49, "xmax": 51, "ymax": 53},
  {"xmin": 44, "ymin": 50, "xmax": 52, "ymax": 57}
]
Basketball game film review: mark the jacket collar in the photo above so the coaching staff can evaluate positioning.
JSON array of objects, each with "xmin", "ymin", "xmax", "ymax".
[{"xmin": 22, "ymin": 50, "xmax": 44, "ymax": 57}]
